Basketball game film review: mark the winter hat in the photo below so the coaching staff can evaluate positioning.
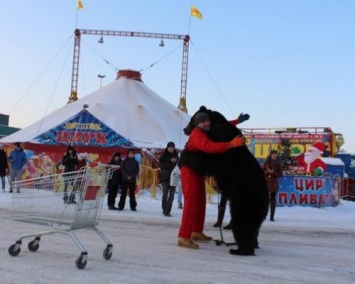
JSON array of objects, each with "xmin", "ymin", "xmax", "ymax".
[
  {"xmin": 309, "ymin": 142, "xmax": 325, "ymax": 154},
  {"xmin": 112, "ymin": 152, "xmax": 121, "ymax": 158},
  {"xmin": 127, "ymin": 149, "xmax": 135, "ymax": 155},
  {"xmin": 194, "ymin": 112, "xmax": 210, "ymax": 126},
  {"xmin": 167, "ymin": 141, "xmax": 175, "ymax": 148}
]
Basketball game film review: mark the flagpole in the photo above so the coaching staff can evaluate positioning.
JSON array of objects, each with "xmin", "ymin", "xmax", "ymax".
[
  {"xmin": 75, "ymin": 0, "xmax": 83, "ymax": 29},
  {"xmin": 75, "ymin": 9, "xmax": 79, "ymax": 28},
  {"xmin": 188, "ymin": 5, "xmax": 192, "ymax": 35}
]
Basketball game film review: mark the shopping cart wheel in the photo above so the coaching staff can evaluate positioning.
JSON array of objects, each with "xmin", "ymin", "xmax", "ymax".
[
  {"xmin": 28, "ymin": 238, "xmax": 40, "ymax": 252},
  {"xmin": 8, "ymin": 243, "xmax": 21, "ymax": 256},
  {"xmin": 103, "ymin": 244, "xmax": 113, "ymax": 260},
  {"xmin": 75, "ymin": 252, "xmax": 88, "ymax": 269}
]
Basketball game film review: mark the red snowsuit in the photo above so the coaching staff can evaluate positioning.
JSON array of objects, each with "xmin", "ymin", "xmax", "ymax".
[{"xmin": 178, "ymin": 126, "xmax": 232, "ymax": 239}]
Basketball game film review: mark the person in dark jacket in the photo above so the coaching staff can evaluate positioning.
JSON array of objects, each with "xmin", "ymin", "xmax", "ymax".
[
  {"xmin": 118, "ymin": 149, "xmax": 140, "ymax": 211},
  {"xmin": 61, "ymin": 145, "xmax": 79, "ymax": 203},
  {"xmin": 8, "ymin": 142, "xmax": 27, "ymax": 193},
  {"xmin": 0, "ymin": 143, "xmax": 9, "ymax": 192},
  {"xmin": 107, "ymin": 152, "xmax": 122, "ymax": 210},
  {"xmin": 263, "ymin": 150, "xmax": 283, "ymax": 221},
  {"xmin": 159, "ymin": 141, "xmax": 179, "ymax": 217}
]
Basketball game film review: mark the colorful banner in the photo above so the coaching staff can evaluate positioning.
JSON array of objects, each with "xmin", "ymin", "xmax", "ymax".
[
  {"xmin": 34, "ymin": 110, "xmax": 134, "ymax": 147},
  {"xmin": 277, "ymin": 175, "xmax": 340, "ymax": 207},
  {"xmin": 245, "ymin": 132, "xmax": 332, "ymax": 164}
]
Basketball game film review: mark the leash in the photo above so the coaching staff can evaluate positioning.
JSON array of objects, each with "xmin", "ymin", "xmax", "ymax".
[
  {"xmin": 213, "ymin": 191, "xmax": 237, "ymax": 247},
  {"xmin": 213, "ymin": 224, "xmax": 238, "ymax": 246}
]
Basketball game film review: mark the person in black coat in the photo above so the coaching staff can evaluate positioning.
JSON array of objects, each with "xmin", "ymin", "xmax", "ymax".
[
  {"xmin": 159, "ymin": 141, "xmax": 179, "ymax": 217},
  {"xmin": 107, "ymin": 152, "xmax": 122, "ymax": 210},
  {"xmin": 118, "ymin": 149, "xmax": 140, "ymax": 211},
  {"xmin": 61, "ymin": 145, "xmax": 79, "ymax": 203},
  {"xmin": 0, "ymin": 144, "xmax": 9, "ymax": 192}
]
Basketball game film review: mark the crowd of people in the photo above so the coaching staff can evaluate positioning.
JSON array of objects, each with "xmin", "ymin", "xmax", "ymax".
[
  {"xmin": 0, "ymin": 143, "xmax": 143, "ymax": 212},
  {"xmin": 0, "ymin": 142, "xmax": 179, "ymax": 214}
]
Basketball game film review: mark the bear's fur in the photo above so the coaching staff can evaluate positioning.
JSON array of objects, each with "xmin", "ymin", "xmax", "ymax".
[{"xmin": 180, "ymin": 106, "xmax": 269, "ymax": 255}]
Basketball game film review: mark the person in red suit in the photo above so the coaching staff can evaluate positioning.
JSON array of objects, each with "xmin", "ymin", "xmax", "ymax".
[
  {"xmin": 294, "ymin": 141, "xmax": 327, "ymax": 176},
  {"xmin": 177, "ymin": 112, "xmax": 245, "ymax": 250}
]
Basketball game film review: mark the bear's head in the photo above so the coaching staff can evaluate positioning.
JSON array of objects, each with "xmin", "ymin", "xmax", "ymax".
[
  {"xmin": 180, "ymin": 106, "xmax": 245, "ymax": 177},
  {"xmin": 184, "ymin": 106, "xmax": 243, "ymax": 141}
]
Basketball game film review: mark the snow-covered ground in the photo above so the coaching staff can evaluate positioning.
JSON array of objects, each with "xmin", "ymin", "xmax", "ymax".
[{"xmin": 1, "ymin": 188, "xmax": 354, "ymax": 284}]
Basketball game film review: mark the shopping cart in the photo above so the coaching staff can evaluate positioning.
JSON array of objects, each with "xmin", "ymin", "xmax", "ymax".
[{"xmin": 8, "ymin": 165, "xmax": 114, "ymax": 269}]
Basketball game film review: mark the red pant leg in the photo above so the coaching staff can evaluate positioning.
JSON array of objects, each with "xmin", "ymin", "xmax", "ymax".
[
  {"xmin": 195, "ymin": 176, "xmax": 206, "ymax": 233},
  {"xmin": 178, "ymin": 166, "xmax": 206, "ymax": 238}
]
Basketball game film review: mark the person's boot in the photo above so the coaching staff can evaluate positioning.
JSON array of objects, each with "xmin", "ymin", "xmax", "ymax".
[
  {"xmin": 191, "ymin": 232, "xmax": 212, "ymax": 242},
  {"xmin": 270, "ymin": 200, "xmax": 276, "ymax": 222},
  {"xmin": 223, "ymin": 220, "xmax": 232, "ymax": 230},
  {"xmin": 213, "ymin": 206, "xmax": 226, "ymax": 227},
  {"xmin": 69, "ymin": 193, "xmax": 76, "ymax": 204},
  {"xmin": 178, "ymin": 237, "xmax": 199, "ymax": 249},
  {"xmin": 178, "ymin": 202, "xmax": 183, "ymax": 209}
]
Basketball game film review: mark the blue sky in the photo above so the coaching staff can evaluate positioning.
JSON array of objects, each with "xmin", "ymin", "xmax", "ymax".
[{"xmin": 1, "ymin": 1, "xmax": 354, "ymax": 152}]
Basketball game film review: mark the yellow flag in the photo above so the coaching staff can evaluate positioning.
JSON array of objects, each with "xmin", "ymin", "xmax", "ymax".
[
  {"xmin": 77, "ymin": 0, "xmax": 83, "ymax": 9},
  {"xmin": 190, "ymin": 5, "xmax": 203, "ymax": 20}
]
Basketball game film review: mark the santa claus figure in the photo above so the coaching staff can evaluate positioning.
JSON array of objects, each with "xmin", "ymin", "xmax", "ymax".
[{"xmin": 295, "ymin": 142, "xmax": 327, "ymax": 176}]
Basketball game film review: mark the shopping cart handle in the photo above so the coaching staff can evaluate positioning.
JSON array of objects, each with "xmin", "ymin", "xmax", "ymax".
[{"xmin": 88, "ymin": 162, "xmax": 120, "ymax": 170}]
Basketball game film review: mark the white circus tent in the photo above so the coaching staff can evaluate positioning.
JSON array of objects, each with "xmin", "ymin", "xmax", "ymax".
[{"xmin": 1, "ymin": 70, "xmax": 191, "ymax": 152}]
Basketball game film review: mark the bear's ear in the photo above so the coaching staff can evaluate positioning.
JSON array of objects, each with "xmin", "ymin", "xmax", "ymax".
[{"xmin": 199, "ymin": 106, "xmax": 208, "ymax": 112}]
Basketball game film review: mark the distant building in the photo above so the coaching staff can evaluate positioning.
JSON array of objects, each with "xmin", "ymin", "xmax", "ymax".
[{"xmin": 0, "ymin": 114, "xmax": 20, "ymax": 139}]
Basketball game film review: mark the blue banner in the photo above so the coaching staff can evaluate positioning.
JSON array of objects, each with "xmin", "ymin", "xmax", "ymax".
[
  {"xmin": 277, "ymin": 175, "xmax": 340, "ymax": 207},
  {"xmin": 34, "ymin": 110, "xmax": 134, "ymax": 147}
]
